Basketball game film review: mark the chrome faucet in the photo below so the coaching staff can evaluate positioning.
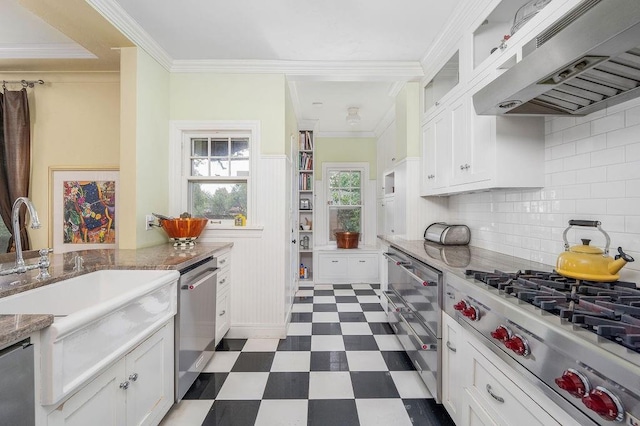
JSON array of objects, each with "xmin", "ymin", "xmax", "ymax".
[{"xmin": 0, "ymin": 197, "xmax": 51, "ymax": 279}]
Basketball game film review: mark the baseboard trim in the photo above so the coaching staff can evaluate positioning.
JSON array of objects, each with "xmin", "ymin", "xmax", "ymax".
[{"xmin": 226, "ymin": 324, "xmax": 287, "ymax": 339}]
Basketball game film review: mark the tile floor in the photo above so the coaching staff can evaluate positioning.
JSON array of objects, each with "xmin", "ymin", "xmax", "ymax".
[{"xmin": 160, "ymin": 283, "xmax": 455, "ymax": 426}]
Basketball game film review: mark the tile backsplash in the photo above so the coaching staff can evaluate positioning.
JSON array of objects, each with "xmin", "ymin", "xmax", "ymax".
[{"xmin": 449, "ymin": 98, "xmax": 640, "ymax": 283}]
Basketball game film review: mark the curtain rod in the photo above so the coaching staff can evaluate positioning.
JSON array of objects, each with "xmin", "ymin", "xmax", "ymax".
[{"xmin": 2, "ymin": 80, "xmax": 45, "ymax": 89}]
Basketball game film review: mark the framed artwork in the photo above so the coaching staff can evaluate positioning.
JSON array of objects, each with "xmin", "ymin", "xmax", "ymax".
[{"xmin": 50, "ymin": 167, "xmax": 119, "ymax": 253}]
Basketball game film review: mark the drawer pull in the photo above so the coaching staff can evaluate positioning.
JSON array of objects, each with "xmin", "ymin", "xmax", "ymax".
[
  {"xmin": 486, "ymin": 384, "xmax": 504, "ymax": 403},
  {"xmin": 219, "ymin": 259, "xmax": 227, "ymax": 264},
  {"xmin": 446, "ymin": 341, "xmax": 456, "ymax": 352},
  {"xmin": 331, "ymin": 260, "xmax": 339, "ymax": 263},
  {"xmin": 399, "ymin": 313, "xmax": 435, "ymax": 350},
  {"xmin": 359, "ymin": 260, "xmax": 366, "ymax": 263},
  {"xmin": 219, "ymin": 310, "xmax": 226, "ymax": 317},
  {"xmin": 219, "ymin": 278, "xmax": 226, "ymax": 285},
  {"xmin": 446, "ymin": 291, "xmax": 455, "ymax": 299}
]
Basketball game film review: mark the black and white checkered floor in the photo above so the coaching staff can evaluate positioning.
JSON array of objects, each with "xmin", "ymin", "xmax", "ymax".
[{"xmin": 160, "ymin": 283, "xmax": 455, "ymax": 426}]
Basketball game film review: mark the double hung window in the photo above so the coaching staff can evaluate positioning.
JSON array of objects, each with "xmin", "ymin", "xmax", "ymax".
[{"xmin": 327, "ymin": 168, "xmax": 362, "ymax": 241}]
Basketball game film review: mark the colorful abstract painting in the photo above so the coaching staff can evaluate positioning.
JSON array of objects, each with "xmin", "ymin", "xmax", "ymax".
[{"xmin": 62, "ymin": 180, "xmax": 116, "ymax": 244}]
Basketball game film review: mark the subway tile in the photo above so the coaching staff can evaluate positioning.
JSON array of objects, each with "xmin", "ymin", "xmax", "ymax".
[
  {"xmin": 626, "ymin": 105, "xmax": 640, "ymax": 127},
  {"xmin": 551, "ymin": 200, "xmax": 576, "ymax": 214},
  {"xmin": 576, "ymin": 167, "xmax": 607, "ymax": 184},
  {"xmin": 512, "ymin": 247, "xmax": 532, "ymax": 261},
  {"xmin": 591, "ymin": 182, "xmax": 625, "ymax": 199},
  {"xmin": 626, "ymin": 180, "xmax": 640, "ymax": 197},
  {"xmin": 602, "ymin": 215, "xmax": 625, "ymax": 232},
  {"xmin": 625, "ymin": 217, "xmax": 640, "ymax": 235},
  {"xmin": 576, "ymin": 199, "xmax": 608, "ymax": 215},
  {"xmin": 541, "ymin": 187, "xmax": 562, "ymax": 200},
  {"xmin": 591, "ymin": 112, "xmax": 625, "ymax": 135},
  {"xmin": 563, "ymin": 153, "xmax": 590, "ymax": 171},
  {"xmin": 513, "ymin": 201, "xmax": 530, "ymax": 213},
  {"xmin": 545, "ymin": 147, "xmax": 552, "ymax": 161},
  {"xmin": 561, "ymin": 184, "xmax": 591, "ymax": 199},
  {"xmin": 607, "ymin": 96, "xmax": 640, "ymax": 116},
  {"xmin": 626, "ymin": 143, "xmax": 640, "ymax": 162},
  {"xmin": 545, "ymin": 131, "xmax": 563, "ymax": 147},
  {"xmin": 551, "ymin": 170, "xmax": 577, "ymax": 187},
  {"xmin": 505, "ymin": 192, "xmax": 522, "ymax": 202},
  {"xmin": 522, "ymin": 237, "xmax": 541, "ymax": 251},
  {"xmin": 607, "ymin": 161, "xmax": 640, "ymax": 182},
  {"xmin": 551, "ymin": 142, "xmax": 576, "ymax": 159},
  {"xmin": 576, "ymin": 134, "xmax": 607, "ymax": 154},
  {"xmin": 590, "ymin": 147, "xmax": 625, "ymax": 167},
  {"xmin": 607, "ymin": 123, "xmax": 640, "ymax": 148},
  {"xmin": 563, "ymin": 123, "xmax": 591, "ymax": 143},
  {"xmin": 540, "ymin": 238, "xmax": 564, "ymax": 254},
  {"xmin": 522, "ymin": 190, "xmax": 541, "ymax": 201},
  {"xmin": 550, "ymin": 117, "xmax": 576, "ymax": 133},
  {"xmin": 608, "ymin": 198, "xmax": 640, "ymax": 216},
  {"xmin": 576, "ymin": 108, "xmax": 605, "ymax": 125}
]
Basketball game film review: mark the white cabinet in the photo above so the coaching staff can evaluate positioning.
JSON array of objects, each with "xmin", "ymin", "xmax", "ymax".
[
  {"xmin": 47, "ymin": 321, "xmax": 173, "ymax": 426},
  {"xmin": 383, "ymin": 196, "xmax": 395, "ymax": 235},
  {"xmin": 316, "ymin": 251, "xmax": 379, "ymax": 284},
  {"xmin": 421, "ymin": 110, "xmax": 451, "ymax": 195},
  {"xmin": 442, "ymin": 313, "xmax": 463, "ymax": 425},
  {"xmin": 215, "ymin": 248, "xmax": 232, "ymax": 346}
]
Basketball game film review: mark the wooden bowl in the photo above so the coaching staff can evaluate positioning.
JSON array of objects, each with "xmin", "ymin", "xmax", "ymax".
[{"xmin": 159, "ymin": 218, "xmax": 208, "ymax": 239}]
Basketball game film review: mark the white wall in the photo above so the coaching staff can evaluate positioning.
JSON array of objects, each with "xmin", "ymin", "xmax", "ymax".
[{"xmin": 449, "ymin": 98, "xmax": 640, "ymax": 282}]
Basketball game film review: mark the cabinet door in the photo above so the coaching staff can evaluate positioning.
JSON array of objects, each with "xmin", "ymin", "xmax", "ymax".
[
  {"xmin": 125, "ymin": 322, "xmax": 174, "ymax": 426},
  {"xmin": 442, "ymin": 314, "xmax": 463, "ymax": 424},
  {"xmin": 450, "ymin": 95, "xmax": 469, "ymax": 185},
  {"xmin": 47, "ymin": 361, "xmax": 126, "ymax": 426},
  {"xmin": 384, "ymin": 197, "xmax": 395, "ymax": 235},
  {"xmin": 465, "ymin": 390, "xmax": 500, "ymax": 426},
  {"xmin": 317, "ymin": 255, "xmax": 348, "ymax": 282},
  {"xmin": 422, "ymin": 111, "xmax": 450, "ymax": 193},
  {"xmin": 216, "ymin": 289, "xmax": 231, "ymax": 346}
]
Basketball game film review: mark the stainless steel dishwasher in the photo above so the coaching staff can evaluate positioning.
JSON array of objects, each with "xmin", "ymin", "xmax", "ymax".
[
  {"xmin": 175, "ymin": 256, "xmax": 218, "ymax": 401},
  {"xmin": 0, "ymin": 338, "xmax": 35, "ymax": 425}
]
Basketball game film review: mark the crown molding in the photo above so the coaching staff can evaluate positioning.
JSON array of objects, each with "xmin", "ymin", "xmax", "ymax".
[
  {"xmin": 171, "ymin": 59, "xmax": 424, "ymax": 80},
  {"xmin": 0, "ymin": 43, "xmax": 96, "ymax": 59},
  {"xmin": 86, "ymin": 0, "xmax": 173, "ymax": 70},
  {"xmin": 287, "ymin": 80, "xmax": 303, "ymax": 124},
  {"xmin": 316, "ymin": 131, "xmax": 376, "ymax": 138}
]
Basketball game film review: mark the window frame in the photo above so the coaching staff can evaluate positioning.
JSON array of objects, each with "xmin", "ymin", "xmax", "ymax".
[
  {"xmin": 169, "ymin": 121, "xmax": 259, "ymax": 229},
  {"xmin": 321, "ymin": 162, "xmax": 369, "ymax": 246}
]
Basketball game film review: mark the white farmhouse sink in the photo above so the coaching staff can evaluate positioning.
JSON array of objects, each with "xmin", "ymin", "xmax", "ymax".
[{"xmin": 0, "ymin": 269, "xmax": 179, "ymax": 405}]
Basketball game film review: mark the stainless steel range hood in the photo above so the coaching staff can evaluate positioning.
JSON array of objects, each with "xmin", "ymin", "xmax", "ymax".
[{"xmin": 473, "ymin": 0, "xmax": 640, "ymax": 116}]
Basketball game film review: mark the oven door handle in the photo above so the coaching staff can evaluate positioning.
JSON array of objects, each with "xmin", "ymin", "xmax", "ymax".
[
  {"xmin": 399, "ymin": 313, "xmax": 437, "ymax": 351},
  {"xmin": 383, "ymin": 252, "xmax": 410, "ymax": 266},
  {"xmin": 400, "ymin": 264, "xmax": 437, "ymax": 287},
  {"xmin": 181, "ymin": 268, "xmax": 218, "ymax": 290}
]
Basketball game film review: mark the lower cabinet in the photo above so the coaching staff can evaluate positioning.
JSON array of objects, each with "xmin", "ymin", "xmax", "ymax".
[
  {"xmin": 215, "ymin": 248, "xmax": 232, "ymax": 346},
  {"xmin": 316, "ymin": 251, "xmax": 379, "ymax": 283},
  {"xmin": 442, "ymin": 313, "xmax": 579, "ymax": 426},
  {"xmin": 46, "ymin": 321, "xmax": 174, "ymax": 426}
]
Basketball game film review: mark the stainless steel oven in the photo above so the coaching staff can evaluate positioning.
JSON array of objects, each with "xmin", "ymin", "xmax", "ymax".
[
  {"xmin": 383, "ymin": 247, "xmax": 443, "ymax": 403},
  {"xmin": 175, "ymin": 256, "xmax": 218, "ymax": 401}
]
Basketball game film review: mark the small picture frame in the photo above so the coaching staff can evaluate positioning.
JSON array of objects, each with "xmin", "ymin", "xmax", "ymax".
[{"xmin": 300, "ymin": 199, "xmax": 311, "ymax": 210}]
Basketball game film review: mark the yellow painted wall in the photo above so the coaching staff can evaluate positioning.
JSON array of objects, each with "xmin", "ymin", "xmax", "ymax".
[
  {"xmin": 133, "ymin": 49, "xmax": 171, "ymax": 248},
  {"xmin": 395, "ymin": 82, "xmax": 421, "ymax": 160},
  {"xmin": 169, "ymin": 73, "xmax": 287, "ymax": 155},
  {"xmin": 285, "ymin": 83, "xmax": 298, "ymax": 160},
  {"xmin": 314, "ymin": 137, "xmax": 377, "ymax": 180},
  {"xmin": 0, "ymin": 72, "xmax": 120, "ymax": 250}
]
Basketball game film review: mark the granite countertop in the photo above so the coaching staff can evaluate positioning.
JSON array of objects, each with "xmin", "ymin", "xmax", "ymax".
[
  {"xmin": 0, "ymin": 242, "xmax": 232, "ymax": 349},
  {"xmin": 378, "ymin": 235, "xmax": 553, "ymax": 280}
]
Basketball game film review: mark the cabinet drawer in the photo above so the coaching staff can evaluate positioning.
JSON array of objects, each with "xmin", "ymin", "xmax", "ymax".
[
  {"xmin": 347, "ymin": 255, "xmax": 379, "ymax": 281},
  {"xmin": 215, "ymin": 250, "xmax": 231, "ymax": 269},
  {"xmin": 318, "ymin": 256, "xmax": 348, "ymax": 278},
  {"xmin": 217, "ymin": 268, "xmax": 231, "ymax": 293},
  {"xmin": 215, "ymin": 289, "xmax": 231, "ymax": 346},
  {"xmin": 465, "ymin": 339, "xmax": 560, "ymax": 426}
]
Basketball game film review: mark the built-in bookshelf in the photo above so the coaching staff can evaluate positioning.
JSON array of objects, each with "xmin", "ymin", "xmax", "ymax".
[{"xmin": 297, "ymin": 130, "xmax": 314, "ymax": 282}]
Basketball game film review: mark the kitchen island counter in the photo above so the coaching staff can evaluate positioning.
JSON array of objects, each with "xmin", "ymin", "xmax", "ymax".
[{"xmin": 0, "ymin": 242, "xmax": 232, "ymax": 348}]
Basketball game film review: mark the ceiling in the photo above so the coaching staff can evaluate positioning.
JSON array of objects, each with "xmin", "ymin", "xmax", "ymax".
[{"xmin": 1, "ymin": 0, "xmax": 463, "ymax": 135}]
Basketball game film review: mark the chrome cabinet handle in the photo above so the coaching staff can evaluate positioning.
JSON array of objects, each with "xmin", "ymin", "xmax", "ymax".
[
  {"xmin": 219, "ymin": 310, "xmax": 226, "ymax": 316},
  {"xmin": 399, "ymin": 313, "xmax": 436, "ymax": 350},
  {"xmin": 486, "ymin": 384, "xmax": 504, "ymax": 403},
  {"xmin": 129, "ymin": 373, "xmax": 138, "ymax": 382},
  {"xmin": 446, "ymin": 341, "xmax": 457, "ymax": 352},
  {"xmin": 120, "ymin": 381, "xmax": 130, "ymax": 390}
]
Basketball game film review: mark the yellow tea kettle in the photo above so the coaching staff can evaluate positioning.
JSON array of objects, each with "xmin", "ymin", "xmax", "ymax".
[{"xmin": 556, "ymin": 220, "xmax": 634, "ymax": 282}]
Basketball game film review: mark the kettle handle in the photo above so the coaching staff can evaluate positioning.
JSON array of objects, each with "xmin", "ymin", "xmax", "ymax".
[{"xmin": 563, "ymin": 220, "xmax": 610, "ymax": 255}]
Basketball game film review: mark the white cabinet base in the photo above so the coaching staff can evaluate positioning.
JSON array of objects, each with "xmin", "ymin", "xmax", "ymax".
[{"xmin": 315, "ymin": 249, "xmax": 380, "ymax": 284}]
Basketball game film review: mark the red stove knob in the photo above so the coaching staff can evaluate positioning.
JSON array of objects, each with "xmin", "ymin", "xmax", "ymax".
[
  {"xmin": 504, "ymin": 334, "xmax": 530, "ymax": 356},
  {"xmin": 555, "ymin": 369, "xmax": 590, "ymax": 398},
  {"xmin": 462, "ymin": 305, "xmax": 480, "ymax": 321},
  {"xmin": 453, "ymin": 301, "xmax": 467, "ymax": 311},
  {"xmin": 490, "ymin": 325, "xmax": 511, "ymax": 342},
  {"xmin": 582, "ymin": 386, "xmax": 624, "ymax": 422}
]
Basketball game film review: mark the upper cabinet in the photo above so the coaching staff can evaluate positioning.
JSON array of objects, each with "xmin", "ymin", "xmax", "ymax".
[{"xmin": 423, "ymin": 51, "xmax": 460, "ymax": 118}]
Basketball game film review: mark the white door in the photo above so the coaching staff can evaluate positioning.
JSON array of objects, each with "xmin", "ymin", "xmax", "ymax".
[{"xmin": 289, "ymin": 134, "xmax": 299, "ymax": 305}]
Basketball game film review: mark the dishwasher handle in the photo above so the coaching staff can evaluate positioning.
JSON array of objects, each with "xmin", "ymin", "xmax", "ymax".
[{"xmin": 181, "ymin": 268, "xmax": 217, "ymax": 290}]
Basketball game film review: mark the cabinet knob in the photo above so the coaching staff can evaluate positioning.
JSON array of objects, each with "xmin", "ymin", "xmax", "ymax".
[
  {"xmin": 120, "ymin": 381, "xmax": 130, "ymax": 390},
  {"xmin": 465, "ymin": 164, "xmax": 471, "ymax": 170},
  {"xmin": 129, "ymin": 373, "xmax": 138, "ymax": 382},
  {"xmin": 219, "ymin": 310, "xmax": 226, "ymax": 316},
  {"xmin": 460, "ymin": 165, "xmax": 465, "ymax": 170}
]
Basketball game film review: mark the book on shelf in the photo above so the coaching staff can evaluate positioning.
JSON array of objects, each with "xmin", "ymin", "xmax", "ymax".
[
  {"xmin": 299, "ymin": 152, "xmax": 313, "ymax": 171},
  {"xmin": 299, "ymin": 130, "xmax": 313, "ymax": 151}
]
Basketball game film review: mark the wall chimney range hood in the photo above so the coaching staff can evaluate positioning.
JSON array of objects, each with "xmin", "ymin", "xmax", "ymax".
[{"xmin": 473, "ymin": 0, "xmax": 640, "ymax": 116}]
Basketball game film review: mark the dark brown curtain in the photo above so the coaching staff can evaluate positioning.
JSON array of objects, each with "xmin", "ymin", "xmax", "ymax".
[{"xmin": 0, "ymin": 89, "xmax": 31, "ymax": 252}]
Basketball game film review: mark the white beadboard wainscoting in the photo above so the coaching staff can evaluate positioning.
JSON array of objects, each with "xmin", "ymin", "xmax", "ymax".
[
  {"xmin": 448, "ymin": 98, "xmax": 640, "ymax": 283},
  {"xmin": 201, "ymin": 155, "xmax": 291, "ymax": 339}
]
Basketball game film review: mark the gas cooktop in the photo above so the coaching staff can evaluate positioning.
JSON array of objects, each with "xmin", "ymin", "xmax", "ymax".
[{"xmin": 465, "ymin": 269, "xmax": 640, "ymax": 353}]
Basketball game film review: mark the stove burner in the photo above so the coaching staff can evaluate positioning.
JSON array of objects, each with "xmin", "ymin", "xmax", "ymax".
[{"xmin": 465, "ymin": 269, "xmax": 640, "ymax": 352}]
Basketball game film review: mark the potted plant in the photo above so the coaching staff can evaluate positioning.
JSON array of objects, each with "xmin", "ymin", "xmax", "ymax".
[{"xmin": 335, "ymin": 209, "xmax": 360, "ymax": 249}]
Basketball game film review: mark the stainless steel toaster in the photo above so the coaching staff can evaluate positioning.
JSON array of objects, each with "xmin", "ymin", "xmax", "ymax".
[{"xmin": 424, "ymin": 222, "xmax": 470, "ymax": 245}]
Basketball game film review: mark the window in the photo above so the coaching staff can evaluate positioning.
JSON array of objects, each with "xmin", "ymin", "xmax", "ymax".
[
  {"xmin": 188, "ymin": 134, "xmax": 249, "ymax": 223},
  {"xmin": 327, "ymin": 168, "xmax": 362, "ymax": 241},
  {"xmin": 171, "ymin": 121, "xmax": 259, "ymax": 228}
]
